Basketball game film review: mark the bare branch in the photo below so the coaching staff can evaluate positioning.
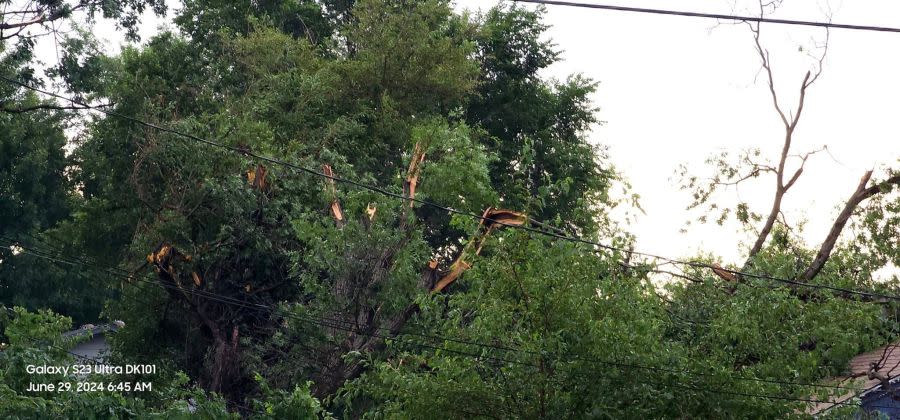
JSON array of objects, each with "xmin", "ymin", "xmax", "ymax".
[
  {"xmin": 744, "ymin": 0, "xmax": 830, "ymax": 264},
  {"xmin": 800, "ymin": 172, "xmax": 900, "ymax": 281},
  {"xmin": 0, "ymin": 2, "xmax": 89, "ymax": 40},
  {"xmin": 783, "ymin": 146, "xmax": 826, "ymax": 191},
  {"xmin": 806, "ymin": 28, "xmax": 830, "ymax": 87},
  {"xmin": 0, "ymin": 14, "xmax": 46, "ymax": 30},
  {"xmin": 751, "ymin": 23, "xmax": 790, "ymax": 128}
]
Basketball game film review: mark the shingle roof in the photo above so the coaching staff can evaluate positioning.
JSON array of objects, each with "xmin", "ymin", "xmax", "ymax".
[{"xmin": 809, "ymin": 340, "xmax": 900, "ymax": 415}]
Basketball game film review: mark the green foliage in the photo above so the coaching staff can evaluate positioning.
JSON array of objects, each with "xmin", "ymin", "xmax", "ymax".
[
  {"xmin": 0, "ymin": 96, "xmax": 70, "ymax": 237},
  {"xmin": 0, "ymin": 43, "xmax": 102, "ymax": 323},
  {"xmin": 0, "ymin": 307, "xmax": 234, "ymax": 419},
  {"xmin": 176, "ymin": 0, "xmax": 338, "ymax": 47},
  {"xmin": 3, "ymin": 0, "xmax": 898, "ymax": 418},
  {"xmin": 466, "ymin": 5, "xmax": 614, "ymax": 234},
  {"xmin": 416, "ymin": 120, "xmax": 497, "ymax": 213},
  {"xmin": 348, "ymin": 235, "xmax": 670, "ymax": 418},
  {"xmin": 251, "ymin": 375, "xmax": 334, "ymax": 419}
]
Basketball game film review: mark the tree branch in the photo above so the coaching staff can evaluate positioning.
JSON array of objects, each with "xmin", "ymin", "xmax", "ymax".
[
  {"xmin": 783, "ymin": 146, "xmax": 825, "ymax": 191},
  {"xmin": 0, "ymin": 14, "xmax": 47, "ymax": 30},
  {"xmin": 750, "ymin": 21, "xmax": 789, "ymax": 129},
  {"xmin": 799, "ymin": 172, "xmax": 900, "ymax": 281},
  {"xmin": 744, "ymin": 4, "xmax": 828, "ymax": 264},
  {"xmin": 0, "ymin": 102, "xmax": 110, "ymax": 113}
]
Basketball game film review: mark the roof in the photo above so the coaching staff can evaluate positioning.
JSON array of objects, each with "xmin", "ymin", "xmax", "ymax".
[
  {"xmin": 61, "ymin": 321, "xmax": 125, "ymax": 340},
  {"xmin": 808, "ymin": 340, "xmax": 900, "ymax": 415},
  {"xmin": 61, "ymin": 321, "xmax": 125, "ymax": 364}
]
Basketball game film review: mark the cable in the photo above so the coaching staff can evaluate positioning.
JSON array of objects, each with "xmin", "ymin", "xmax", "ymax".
[
  {"xmin": 11, "ymin": 298, "xmax": 889, "ymax": 414},
  {"xmin": 3, "ymin": 265, "xmax": 880, "ymax": 411},
  {"xmin": 510, "ymin": 0, "xmax": 900, "ymax": 33},
  {"xmin": 1, "ymin": 76, "xmax": 897, "ymax": 303},
  {"xmin": 4, "ymin": 237, "xmax": 878, "ymax": 396},
  {"xmin": 4, "ymin": 309, "xmax": 867, "ymax": 414}
]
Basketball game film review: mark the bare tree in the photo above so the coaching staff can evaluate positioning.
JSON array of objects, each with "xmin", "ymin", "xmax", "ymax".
[
  {"xmin": 742, "ymin": 6, "xmax": 829, "ymax": 265},
  {"xmin": 680, "ymin": 2, "xmax": 900, "ymax": 288},
  {"xmin": 742, "ymin": 9, "xmax": 899, "ymax": 286}
]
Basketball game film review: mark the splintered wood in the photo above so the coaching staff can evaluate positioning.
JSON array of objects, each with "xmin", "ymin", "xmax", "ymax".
[
  {"xmin": 322, "ymin": 164, "xmax": 345, "ymax": 227},
  {"xmin": 403, "ymin": 142, "xmax": 426, "ymax": 207},
  {"xmin": 146, "ymin": 243, "xmax": 202, "ymax": 290},
  {"xmin": 710, "ymin": 263, "xmax": 737, "ymax": 282},
  {"xmin": 246, "ymin": 164, "xmax": 269, "ymax": 192},
  {"xmin": 431, "ymin": 207, "xmax": 527, "ymax": 293}
]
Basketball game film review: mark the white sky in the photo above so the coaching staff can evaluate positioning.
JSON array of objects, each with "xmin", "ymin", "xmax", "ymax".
[
  {"xmin": 28, "ymin": 0, "xmax": 900, "ymax": 278},
  {"xmin": 457, "ymin": 0, "xmax": 900, "ymax": 278}
]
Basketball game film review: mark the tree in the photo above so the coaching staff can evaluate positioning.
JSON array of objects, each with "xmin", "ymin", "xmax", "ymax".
[
  {"xmin": 677, "ymin": 2, "xmax": 899, "ymax": 290},
  {"xmin": 68, "ymin": 0, "xmax": 490, "ymax": 406},
  {"xmin": 0, "ymin": 37, "xmax": 108, "ymax": 323},
  {"xmin": 466, "ymin": 5, "xmax": 614, "ymax": 236},
  {"xmin": 4, "ymin": 0, "xmax": 897, "ymax": 417},
  {"xmin": 0, "ymin": 0, "xmax": 166, "ymax": 44},
  {"xmin": 668, "ymin": 3, "xmax": 900, "ymax": 415}
]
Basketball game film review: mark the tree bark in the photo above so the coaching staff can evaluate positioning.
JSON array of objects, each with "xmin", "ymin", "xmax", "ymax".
[
  {"xmin": 312, "ymin": 263, "xmax": 437, "ymax": 398},
  {"xmin": 799, "ymin": 172, "xmax": 900, "ymax": 281}
]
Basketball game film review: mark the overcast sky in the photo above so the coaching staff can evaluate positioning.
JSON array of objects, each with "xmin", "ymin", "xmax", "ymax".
[
  {"xmin": 32, "ymin": 0, "xmax": 900, "ymax": 278},
  {"xmin": 456, "ymin": 0, "xmax": 900, "ymax": 279}
]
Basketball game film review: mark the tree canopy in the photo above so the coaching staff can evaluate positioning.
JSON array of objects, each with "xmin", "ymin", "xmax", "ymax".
[{"xmin": 1, "ymin": 1, "xmax": 898, "ymax": 418}]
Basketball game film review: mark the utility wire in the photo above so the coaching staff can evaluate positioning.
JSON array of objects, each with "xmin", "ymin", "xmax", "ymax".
[
  {"xmin": 1, "ymin": 76, "xmax": 897, "ymax": 303},
  {"xmin": 6, "ymin": 245, "xmax": 884, "ymax": 410},
  {"xmin": 9, "ymin": 295, "xmax": 884, "ymax": 414},
  {"xmin": 510, "ymin": 0, "xmax": 900, "ymax": 33},
  {"xmin": 4, "ymin": 237, "xmax": 875, "ymax": 396},
  {"xmin": 5, "ymin": 306, "xmax": 874, "ymax": 413}
]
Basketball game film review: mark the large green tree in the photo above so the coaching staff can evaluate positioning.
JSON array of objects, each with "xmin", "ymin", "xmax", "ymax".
[{"xmin": 2, "ymin": 0, "xmax": 897, "ymax": 418}]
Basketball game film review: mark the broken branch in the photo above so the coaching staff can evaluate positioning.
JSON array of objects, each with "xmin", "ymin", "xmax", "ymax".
[{"xmin": 799, "ymin": 172, "xmax": 900, "ymax": 281}]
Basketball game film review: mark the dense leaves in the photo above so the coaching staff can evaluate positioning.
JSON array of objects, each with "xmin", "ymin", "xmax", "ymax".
[{"xmin": 0, "ymin": 1, "xmax": 897, "ymax": 418}]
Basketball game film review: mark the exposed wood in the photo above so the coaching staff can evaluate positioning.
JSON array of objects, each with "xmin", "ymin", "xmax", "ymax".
[
  {"xmin": 247, "ymin": 164, "xmax": 269, "ymax": 192},
  {"xmin": 431, "ymin": 259, "xmax": 473, "ymax": 293},
  {"xmin": 403, "ymin": 142, "xmax": 426, "ymax": 207},
  {"xmin": 146, "ymin": 243, "xmax": 241, "ymax": 395},
  {"xmin": 710, "ymin": 263, "xmax": 737, "ymax": 282},
  {"xmin": 432, "ymin": 207, "xmax": 528, "ymax": 293},
  {"xmin": 321, "ymin": 164, "xmax": 345, "ymax": 227},
  {"xmin": 313, "ymin": 204, "xmax": 527, "ymax": 396}
]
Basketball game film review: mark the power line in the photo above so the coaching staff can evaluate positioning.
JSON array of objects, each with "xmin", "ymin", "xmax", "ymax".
[
  {"xmin": 7, "ymin": 243, "xmax": 890, "ymax": 411},
  {"xmin": 4, "ymin": 75, "xmax": 898, "ymax": 303},
  {"xmin": 9, "ymin": 296, "xmax": 890, "ymax": 414},
  {"xmin": 510, "ymin": 0, "xmax": 900, "ymax": 33},
  {"xmin": 4, "ymin": 237, "xmax": 877, "ymax": 396},
  {"xmin": 1, "ymin": 306, "xmax": 864, "ymax": 414},
  {"xmin": 0, "ymin": 239, "xmax": 842, "ymax": 395}
]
